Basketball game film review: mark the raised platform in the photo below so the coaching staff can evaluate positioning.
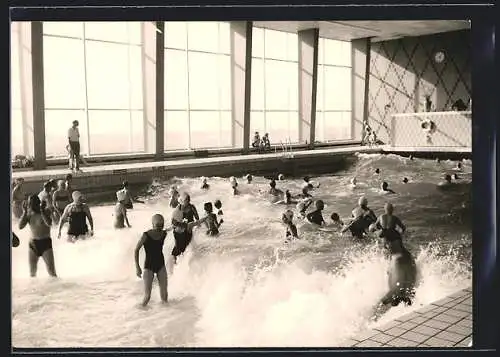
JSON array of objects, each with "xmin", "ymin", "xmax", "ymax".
[{"xmin": 346, "ymin": 288, "xmax": 472, "ymax": 348}]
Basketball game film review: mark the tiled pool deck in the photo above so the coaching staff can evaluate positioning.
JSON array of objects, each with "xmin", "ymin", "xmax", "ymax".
[{"xmin": 346, "ymin": 288, "xmax": 472, "ymax": 348}]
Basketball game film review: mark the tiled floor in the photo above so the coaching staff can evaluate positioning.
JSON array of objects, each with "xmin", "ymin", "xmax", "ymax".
[{"xmin": 346, "ymin": 288, "xmax": 472, "ymax": 348}]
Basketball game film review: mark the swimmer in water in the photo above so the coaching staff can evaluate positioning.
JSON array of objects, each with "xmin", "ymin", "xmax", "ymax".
[
  {"xmin": 18, "ymin": 195, "xmax": 57, "ymax": 277},
  {"xmin": 201, "ymin": 177, "xmax": 209, "ymax": 190},
  {"xmin": 296, "ymin": 197, "xmax": 313, "ymax": 219},
  {"xmin": 168, "ymin": 185, "xmax": 180, "ymax": 208},
  {"xmin": 342, "ymin": 196, "xmax": 377, "ymax": 239},
  {"xmin": 306, "ymin": 200, "xmax": 326, "ymax": 226},
  {"xmin": 12, "ymin": 232, "xmax": 20, "ymax": 247},
  {"xmin": 452, "ymin": 173, "xmax": 460, "ymax": 181},
  {"xmin": 170, "ymin": 193, "xmax": 202, "ymax": 265},
  {"xmin": 52, "ymin": 180, "xmax": 71, "ymax": 224},
  {"xmin": 229, "ymin": 176, "xmax": 239, "ymax": 195},
  {"xmin": 214, "ymin": 199, "xmax": 223, "ymax": 216},
  {"xmin": 12, "ymin": 178, "xmax": 26, "ymax": 219},
  {"xmin": 375, "ymin": 168, "xmax": 380, "ymax": 175},
  {"xmin": 380, "ymin": 181, "xmax": 396, "ymax": 194},
  {"xmin": 38, "ymin": 181, "xmax": 55, "ymax": 223},
  {"xmin": 372, "ymin": 239, "xmax": 417, "ymax": 320},
  {"xmin": 268, "ymin": 180, "xmax": 284, "ymax": 200},
  {"xmin": 369, "ymin": 202, "xmax": 406, "ymax": 247},
  {"xmin": 114, "ymin": 190, "xmax": 132, "ymax": 229},
  {"xmin": 134, "ymin": 214, "xmax": 171, "ymax": 307},
  {"xmin": 438, "ymin": 174, "xmax": 453, "ymax": 188},
  {"xmin": 302, "ymin": 176, "xmax": 320, "ymax": 190},
  {"xmin": 329, "ymin": 212, "xmax": 344, "ymax": 227},
  {"xmin": 350, "ymin": 177, "xmax": 357, "ymax": 188},
  {"xmin": 298, "ymin": 186, "xmax": 313, "ymax": 199},
  {"xmin": 402, "ymin": 177, "xmax": 409, "ymax": 184},
  {"xmin": 121, "ymin": 181, "xmax": 144, "ymax": 209},
  {"xmin": 65, "ymin": 173, "xmax": 73, "ymax": 193},
  {"xmin": 282, "ymin": 209, "xmax": 298, "ymax": 243},
  {"xmin": 455, "ymin": 162, "xmax": 462, "ymax": 171},
  {"xmin": 284, "ymin": 190, "xmax": 297, "ymax": 205},
  {"xmin": 57, "ymin": 191, "xmax": 94, "ymax": 242},
  {"xmin": 245, "ymin": 174, "xmax": 253, "ymax": 184},
  {"xmin": 202, "ymin": 202, "xmax": 223, "ymax": 236},
  {"xmin": 278, "ymin": 174, "xmax": 285, "ymax": 181}
]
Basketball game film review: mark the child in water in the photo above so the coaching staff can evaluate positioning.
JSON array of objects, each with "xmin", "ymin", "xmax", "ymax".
[
  {"xmin": 202, "ymin": 202, "xmax": 223, "ymax": 236},
  {"xmin": 330, "ymin": 212, "xmax": 344, "ymax": 227},
  {"xmin": 229, "ymin": 176, "xmax": 239, "ymax": 195},
  {"xmin": 282, "ymin": 209, "xmax": 299, "ymax": 243},
  {"xmin": 306, "ymin": 200, "xmax": 326, "ymax": 226},
  {"xmin": 201, "ymin": 177, "xmax": 209, "ymax": 190},
  {"xmin": 214, "ymin": 200, "xmax": 223, "ymax": 216}
]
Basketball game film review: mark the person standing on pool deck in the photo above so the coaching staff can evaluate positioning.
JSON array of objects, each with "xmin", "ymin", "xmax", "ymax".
[
  {"xmin": 135, "ymin": 214, "xmax": 171, "ymax": 307},
  {"xmin": 12, "ymin": 178, "xmax": 26, "ymax": 219},
  {"xmin": 18, "ymin": 195, "xmax": 57, "ymax": 277},
  {"xmin": 57, "ymin": 191, "xmax": 94, "ymax": 242},
  {"xmin": 68, "ymin": 120, "xmax": 82, "ymax": 172},
  {"xmin": 170, "ymin": 193, "xmax": 200, "ymax": 264},
  {"xmin": 369, "ymin": 202, "xmax": 406, "ymax": 246}
]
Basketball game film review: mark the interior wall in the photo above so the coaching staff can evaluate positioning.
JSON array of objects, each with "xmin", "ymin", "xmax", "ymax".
[{"xmin": 367, "ymin": 30, "xmax": 471, "ymax": 144}]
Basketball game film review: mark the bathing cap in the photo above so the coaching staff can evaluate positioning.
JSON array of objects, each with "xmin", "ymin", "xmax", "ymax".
[
  {"xmin": 57, "ymin": 179, "xmax": 65, "ymax": 188},
  {"xmin": 315, "ymin": 200, "xmax": 325, "ymax": 210},
  {"xmin": 358, "ymin": 196, "xmax": 368, "ymax": 206},
  {"xmin": 72, "ymin": 191, "xmax": 83, "ymax": 202},
  {"xmin": 152, "ymin": 214, "xmax": 164, "ymax": 226},
  {"xmin": 116, "ymin": 190, "xmax": 126, "ymax": 202},
  {"xmin": 284, "ymin": 210, "xmax": 293, "ymax": 220},
  {"xmin": 278, "ymin": 174, "xmax": 284, "ymax": 181},
  {"xmin": 229, "ymin": 176, "xmax": 236, "ymax": 183}
]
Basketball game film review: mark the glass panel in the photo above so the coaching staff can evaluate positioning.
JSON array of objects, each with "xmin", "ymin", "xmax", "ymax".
[
  {"xmin": 323, "ymin": 66, "xmax": 352, "ymax": 111},
  {"xmin": 45, "ymin": 110, "xmax": 87, "ymax": 158},
  {"xmin": 322, "ymin": 111, "xmax": 352, "ymax": 141},
  {"xmin": 250, "ymin": 111, "xmax": 265, "ymax": 141},
  {"xmin": 165, "ymin": 22, "xmax": 187, "ymax": 50},
  {"xmin": 87, "ymin": 110, "xmax": 132, "ymax": 155},
  {"xmin": 316, "ymin": 64, "xmax": 324, "ymax": 111},
  {"xmin": 130, "ymin": 110, "xmax": 145, "ymax": 153},
  {"xmin": 252, "ymin": 27, "xmax": 264, "ymax": 58},
  {"xmin": 165, "ymin": 111, "xmax": 189, "ymax": 150},
  {"xmin": 220, "ymin": 111, "xmax": 233, "ymax": 147},
  {"xmin": 84, "ymin": 22, "xmax": 131, "ymax": 44},
  {"xmin": 264, "ymin": 29, "xmax": 288, "ymax": 61},
  {"xmin": 288, "ymin": 111, "xmax": 299, "ymax": 143},
  {"xmin": 266, "ymin": 111, "xmax": 292, "ymax": 144},
  {"xmin": 218, "ymin": 55, "xmax": 232, "ymax": 111},
  {"xmin": 43, "ymin": 36, "xmax": 86, "ymax": 109},
  {"xmin": 11, "ymin": 109, "xmax": 24, "ymax": 157},
  {"xmin": 265, "ymin": 59, "xmax": 293, "ymax": 111},
  {"xmin": 315, "ymin": 111, "xmax": 325, "ymax": 142},
  {"xmin": 318, "ymin": 38, "xmax": 325, "ymax": 66},
  {"xmin": 85, "ymin": 41, "xmax": 130, "ymax": 109},
  {"xmin": 43, "ymin": 21, "xmax": 83, "ymax": 38},
  {"xmin": 128, "ymin": 45, "xmax": 143, "ymax": 110},
  {"xmin": 11, "ymin": 24, "xmax": 21, "ymax": 109},
  {"xmin": 187, "ymin": 22, "xmax": 219, "ymax": 53},
  {"xmin": 165, "ymin": 49, "xmax": 189, "ymax": 110},
  {"xmin": 188, "ymin": 52, "xmax": 219, "ymax": 110},
  {"xmin": 339, "ymin": 40, "xmax": 352, "ymax": 67},
  {"xmin": 251, "ymin": 58, "xmax": 264, "ymax": 111},
  {"xmin": 218, "ymin": 22, "xmax": 231, "ymax": 55},
  {"xmin": 287, "ymin": 32, "xmax": 299, "ymax": 62},
  {"xmin": 287, "ymin": 61, "xmax": 299, "ymax": 111},
  {"xmin": 189, "ymin": 111, "xmax": 221, "ymax": 149}
]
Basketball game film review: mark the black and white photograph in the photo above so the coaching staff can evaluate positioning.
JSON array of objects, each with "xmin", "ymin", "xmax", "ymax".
[{"xmin": 10, "ymin": 17, "xmax": 479, "ymax": 349}]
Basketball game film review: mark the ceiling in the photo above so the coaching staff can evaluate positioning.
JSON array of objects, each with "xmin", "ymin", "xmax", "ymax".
[{"xmin": 253, "ymin": 20, "xmax": 470, "ymax": 42}]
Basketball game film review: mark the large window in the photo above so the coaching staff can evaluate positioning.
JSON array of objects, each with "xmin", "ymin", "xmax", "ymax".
[
  {"xmin": 10, "ymin": 22, "xmax": 25, "ymax": 157},
  {"xmin": 315, "ymin": 38, "xmax": 353, "ymax": 142},
  {"xmin": 251, "ymin": 27, "xmax": 299, "ymax": 145},
  {"xmin": 164, "ymin": 22, "xmax": 232, "ymax": 150},
  {"xmin": 42, "ymin": 21, "xmax": 144, "ymax": 157}
]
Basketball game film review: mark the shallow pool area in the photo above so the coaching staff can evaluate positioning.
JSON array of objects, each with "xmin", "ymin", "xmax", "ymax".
[{"xmin": 11, "ymin": 153, "xmax": 472, "ymax": 348}]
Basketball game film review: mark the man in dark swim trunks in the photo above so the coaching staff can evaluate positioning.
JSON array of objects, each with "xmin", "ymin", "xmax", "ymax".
[
  {"xmin": 342, "ymin": 196, "xmax": 377, "ymax": 239},
  {"xmin": 372, "ymin": 239, "xmax": 417, "ymax": 320},
  {"xmin": 134, "ymin": 214, "xmax": 171, "ymax": 307},
  {"xmin": 18, "ymin": 195, "xmax": 57, "ymax": 277},
  {"xmin": 369, "ymin": 202, "xmax": 406, "ymax": 247}
]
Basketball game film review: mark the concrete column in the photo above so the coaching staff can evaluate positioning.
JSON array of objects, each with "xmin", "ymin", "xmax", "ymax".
[
  {"xmin": 230, "ymin": 21, "xmax": 252, "ymax": 152},
  {"xmin": 351, "ymin": 38, "xmax": 371, "ymax": 142},
  {"xmin": 141, "ymin": 21, "xmax": 163, "ymax": 156},
  {"xmin": 298, "ymin": 28, "xmax": 319, "ymax": 147},
  {"xmin": 19, "ymin": 21, "xmax": 46, "ymax": 170}
]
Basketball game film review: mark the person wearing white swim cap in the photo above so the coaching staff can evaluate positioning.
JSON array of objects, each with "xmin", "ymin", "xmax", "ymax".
[
  {"xmin": 229, "ymin": 176, "xmax": 239, "ymax": 195},
  {"xmin": 170, "ymin": 193, "xmax": 201, "ymax": 265},
  {"xmin": 57, "ymin": 190, "xmax": 94, "ymax": 242},
  {"xmin": 114, "ymin": 190, "xmax": 131, "ymax": 229},
  {"xmin": 342, "ymin": 196, "xmax": 377, "ymax": 239},
  {"xmin": 278, "ymin": 174, "xmax": 285, "ymax": 181},
  {"xmin": 282, "ymin": 209, "xmax": 298, "ymax": 243},
  {"xmin": 201, "ymin": 177, "xmax": 209, "ymax": 190}
]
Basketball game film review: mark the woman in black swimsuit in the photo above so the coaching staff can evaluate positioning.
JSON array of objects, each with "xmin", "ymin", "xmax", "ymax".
[
  {"xmin": 134, "ymin": 214, "xmax": 170, "ymax": 307},
  {"xmin": 18, "ymin": 195, "xmax": 57, "ymax": 277}
]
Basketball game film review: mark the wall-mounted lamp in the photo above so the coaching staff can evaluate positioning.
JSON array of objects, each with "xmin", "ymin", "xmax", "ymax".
[{"xmin": 434, "ymin": 51, "xmax": 445, "ymax": 63}]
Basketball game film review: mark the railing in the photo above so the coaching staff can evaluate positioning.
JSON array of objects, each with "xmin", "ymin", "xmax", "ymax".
[{"xmin": 389, "ymin": 111, "xmax": 472, "ymax": 151}]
